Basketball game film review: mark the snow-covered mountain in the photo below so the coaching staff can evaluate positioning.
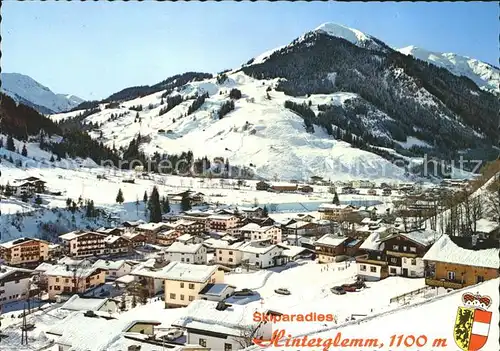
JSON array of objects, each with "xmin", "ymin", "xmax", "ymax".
[
  {"xmin": 48, "ymin": 22, "xmax": 498, "ymax": 181},
  {"xmin": 0, "ymin": 73, "xmax": 84, "ymax": 114},
  {"xmin": 398, "ymin": 45, "xmax": 500, "ymax": 94}
]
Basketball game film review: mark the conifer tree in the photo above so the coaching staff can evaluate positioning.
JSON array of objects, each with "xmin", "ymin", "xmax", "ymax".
[
  {"xmin": 148, "ymin": 186, "xmax": 162, "ymax": 222},
  {"xmin": 161, "ymin": 196, "xmax": 170, "ymax": 213},
  {"xmin": 21, "ymin": 144, "xmax": 28, "ymax": 157},
  {"xmin": 262, "ymin": 205, "xmax": 269, "ymax": 217},
  {"xmin": 180, "ymin": 192, "xmax": 192, "ymax": 212},
  {"xmin": 116, "ymin": 188, "xmax": 124, "ymax": 204},
  {"xmin": 143, "ymin": 191, "xmax": 148, "ymax": 204},
  {"xmin": 332, "ymin": 191, "xmax": 340, "ymax": 205},
  {"xmin": 6, "ymin": 135, "xmax": 15, "ymax": 151}
]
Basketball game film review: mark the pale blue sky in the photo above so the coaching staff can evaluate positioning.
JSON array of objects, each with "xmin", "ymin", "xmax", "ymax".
[{"xmin": 2, "ymin": 1, "xmax": 497, "ymax": 100}]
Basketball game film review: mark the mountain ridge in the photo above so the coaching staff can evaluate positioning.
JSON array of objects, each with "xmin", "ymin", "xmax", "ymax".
[{"xmin": 0, "ymin": 72, "xmax": 84, "ymax": 114}]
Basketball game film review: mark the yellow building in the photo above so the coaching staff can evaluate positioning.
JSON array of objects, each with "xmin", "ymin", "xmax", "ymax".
[
  {"xmin": 0, "ymin": 237, "xmax": 49, "ymax": 266},
  {"xmin": 162, "ymin": 262, "xmax": 224, "ymax": 308},
  {"xmin": 44, "ymin": 264, "xmax": 105, "ymax": 299}
]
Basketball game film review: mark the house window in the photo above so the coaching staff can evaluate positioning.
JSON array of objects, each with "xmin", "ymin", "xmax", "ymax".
[
  {"xmin": 411, "ymin": 258, "xmax": 417, "ymax": 265},
  {"xmin": 189, "ymin": 283, "xmax": 195, "ymax": 289},
  {"xmin": 199, "ymin": 339, "xmax": 207, "ymax": 347},
  {"xmin": 390, "ymin": 268, "xmax": 397, "ymax": 274},
  {"xmin": 476, "ymin": 276, "xmax": 485, "ymax": 283},
  {"xmin": 390, "ymin": 257, "xmax": 397, "ymax": 264},
  {"xmin": 370, "ymin": 266, "xmax": 377, "ymax": 273},
  {"xmin": 403, "ymin": 246, "xmax": 407, "ymax": 251},
  {"xmin": 224, "ymin": 343, "xmax": 232, "ymax": 351},
  {"xmin": 186, "ymin": 258, "xmax": 190, "ymax": 263},
  {"xmin": 189, "ymin": 296, "xmax": 194, "ymax": 301},
  {"xmin": 229, "ymin": 258, "xmax": 233, "ymax": 262},
  {"xmin": 219, "ymin": 257, "xmax": 222, "ymax": 261},
  {"xmin": 392, "ymin": 245, "xmax": 399, "ymax": 250},
  {"xmin": 229, "ymin": 251, "xmax": 233, "ymax": 255},
  {"xmin": 447, "ymin": 271, "xmax": 456, "ymax": 281},
  {"xmin": 410, "ymin": 271, "xmax": 416, "ymax": 277},
  {"xmin": 181, "ymin": 258, "xmax": 185, "ymax": 262},
  {"xmin": 410, "ymin": 247, "xmax": 416, "ymax": 253},
  {"xmin": 180, "ymin": 294, "xmax": 185, "ymax": 300},
  {"xmin": 170, "ymin": 293, "xmax": 176, "ymax": 299},
  {"xmin": 180, "ymin": 282, "xmax": 184, "ymax": 288},
  {"xmin": 360, "ymin": 265, "xmax": 366, "ymax": 271},
  {"xmin": 256, "ymin": 254, "xmax": 259, "ymax": 258}
]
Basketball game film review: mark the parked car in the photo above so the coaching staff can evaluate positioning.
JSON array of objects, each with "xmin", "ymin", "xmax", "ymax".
[
  {"xmin": 331, "ymin": 286, "xmax": 346, "ymax": 295},
  {"xmin": 159, "ymin": 329, "xmax": 184, "ymax": 341},
  {"xmin": 274, "ymin": 288, "xmax": 291, "ymax": 295},
  {"xmin": 341, "ymin": 284, "xmax": 357, "ymax": 292},
  {"xmin": 233, "ymin": 288, "xmax": 256, "ymax": 296}
]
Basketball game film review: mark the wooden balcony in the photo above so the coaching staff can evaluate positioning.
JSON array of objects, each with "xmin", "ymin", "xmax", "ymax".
[{"xmin": 425, "ymin": 278, "xmax": 464, "ymax": 289}]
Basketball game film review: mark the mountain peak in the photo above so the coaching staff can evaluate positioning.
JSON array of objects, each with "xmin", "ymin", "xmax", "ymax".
[
  {"xmin": 1, "ymin": 72, "xmax": 84, "ymax": 113},
  {"xmin": 313, "ymin": 22, "xmax": 372, "ymax": 46}
]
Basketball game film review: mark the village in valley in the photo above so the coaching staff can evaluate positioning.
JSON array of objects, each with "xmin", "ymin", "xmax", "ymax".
[{"xmin": 0, "ymin": 156, "xmax": 499, "ymax": 351}]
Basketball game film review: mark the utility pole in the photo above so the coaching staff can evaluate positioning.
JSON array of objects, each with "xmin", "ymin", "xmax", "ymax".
[{"xmin": 21, "ymin": 305, "xmax": 28, "ymax": 345}]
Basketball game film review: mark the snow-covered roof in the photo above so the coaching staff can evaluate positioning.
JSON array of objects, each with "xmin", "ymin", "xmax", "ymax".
[
  {"xmin": 137, "ymin": 222, "xmax": 167, "ymax": 231},
  {"xmin": 280, "ymin": 245, "xmax": 311, "ymax": 258},
  {"xmin": 286, "ymin": 221, "xmax": 311, "ymax": 229},
  {"xmin": 0, "ymin": 265, "xmax": 34, "ymax": 280},
  {"xmin": 93, "ymin": 259, "xmax": 129, "ymax": 271},
  {"xmin": 104, "ymin": 235, "xmax": 127, "ymax": 244},
  {"xmin": 475, "ymin": 218, "xmax": 499, "ymax": 233},
  {"xmin": 172, "ymin": 300, "xmax": 262, "ymax": 337},
  {"xmin": 176, "ymin": 233, "xmax": 193, "ymax": 242},
  {"xmin": 161, "ymin": 262, "xmax": 218, "ymax": 283},
  {"xmin": 239, "ymin": 241, "xmax": 281, "ymax": 255},
  {"xmin": 204, "ymin": 238, "xmax": 230, "ymax": 249},
  {"xmin": 47, "ymin": 311, "xmax": 161, "ymax": 350},
  {"xmin": 60, "ymin": 294, "xmax": 110, "ymax": 311},
  {"xmin": 0, "ymin": 237, "xmax": 47, "ymax": 249},
  {"xmin": 398, "ymin": 229, "xmax": 441, "ymax": 247},
  {"xmin": 132, "ymin": 261, "xmax": 217, "ymax": 283},
  {"xmin": 171, "ymin": 219, "xmax": 198, "ymax": 227},
  {"xmin": 115, "ymin": 274, "xmax": 136, "ymax": 284},
  {"xmin": 35, "ymin": 262, "xmax": 55, "ymax": 272},
  {"xmin": 165, "ymin": 242, "xmax": 204, "ymax": 254},
  {"xmin": 315, "ymin": 234, "xmax": 348, "ymax": 247},
  {"xmin": 359, "ymin": 232, "xmax": 385, "ymax": 251},
  {"xmin": 423, "ymin": 235, "xmax": 500, "ymax": 269},
  {"xmin": 239, "ymin": 223, "xmax": 262, "ymax": 231},
  {"xmin": 44, "ymin": 264, "xmax": 102, "ymax": 278},
  {"xmin": 207, "ymin": 214, "xmax": 237, "ymax": 220},
  {"xmin": 59, "ymin": 230, "xmax": 89, "ymax": 240}
]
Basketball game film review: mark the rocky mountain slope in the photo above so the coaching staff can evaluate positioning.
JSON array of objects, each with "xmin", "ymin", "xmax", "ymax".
[
  {"xmin": 48, "ymin": 23, "xmax": 499, "ymax": 181},
  {"xmin": 1, "ymin": 73, "xmax": 84, "ymax": 114}
]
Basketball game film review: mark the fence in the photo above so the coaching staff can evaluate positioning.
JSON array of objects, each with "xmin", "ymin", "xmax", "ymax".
[{"xmin": 390, "ymin": 286, "xmax": 430, "ymax": 304}]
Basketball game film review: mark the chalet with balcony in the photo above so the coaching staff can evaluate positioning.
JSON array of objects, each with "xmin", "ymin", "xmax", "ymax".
[
  {"xmin": 136, "ymin": 222, "xmax": 171, "ymax": 243},
  {"xmin": 206, "ymin": 214, "xmax": 239, "ymax": 231},
  {"xmin": 314, "ymin": 234, "xmax": 361, "ymax": 263},
  {"xmin": 43, "ymin": 264, "xmax": 105, "ymax": 299},
  {"xmin": 318, "ymin": 204, "xmax": 356, "ymax": 220},
  {"xmin": 0, "ymin": 265, "xmax": 36, "ymax": 306},
  {"xmin": 104, "ymin": 235, "xmax": 132, "ymax": 255},
  {"xmin": 59, "ymin": 231, "xmax": 107, "ymax": 258},
  {"xmin": 356, "ymin": 232, "xmax": 389, "ymax": 281},
  {"xmin": 157, "ymin": 229, "xmax": 181, "ymax": 246},
  {"xmin": 121, "ymin": 232, "xmax": 147, "ymax": 247},
  {"xmin": 382, "ymin": 229, "xmax": 440, "ymax": 278},
  {"xmin": 169, "ymin": 219, "xmax": 205, "ymax": 236},
  {"xmin": 0, "ymin": 237, "xmax": 49, "ymax": 266},
  {"xmin": 423, "ymin": 235, "xmax": 500, "ymax": 289}
]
